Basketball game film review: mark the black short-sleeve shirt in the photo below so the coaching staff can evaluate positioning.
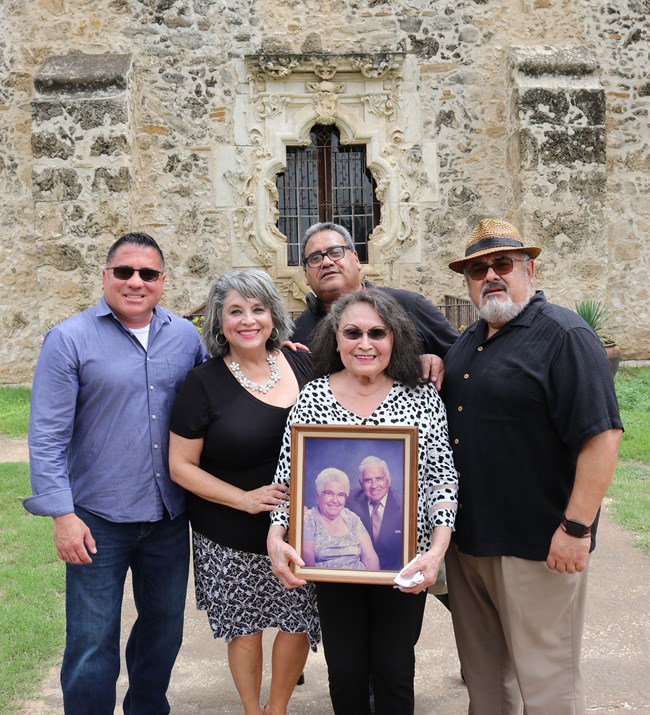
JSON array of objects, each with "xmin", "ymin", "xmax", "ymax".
[
  {"xmin": 170, "ymin": 348, "xmax": 311, "ymax": 555},
  {"xmin": 441, "ymin": 291, "xmax": 622, "ymax": 560}
]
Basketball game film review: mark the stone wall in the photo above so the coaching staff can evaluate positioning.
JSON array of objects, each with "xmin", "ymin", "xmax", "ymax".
[{"xmin": 0, "ymin": 0, "xmax": 648, "ymax": 383}]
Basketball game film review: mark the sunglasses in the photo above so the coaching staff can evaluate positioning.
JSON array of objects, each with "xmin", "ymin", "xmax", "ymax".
[
  {"xmin": 466, "ymin": 256, "xmax": 524, "ymax": 281},
  {"xmin": 339, "ymin": 327, "xmax": 391, "ymax": 341},
  {"xmin": 107, "ymin": 266, "xmax": 163, "ymax": 282}
]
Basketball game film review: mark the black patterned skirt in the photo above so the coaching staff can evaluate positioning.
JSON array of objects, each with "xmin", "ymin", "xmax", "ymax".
[{"xmin": 192, "ymin": 531, "xmax": 320, "ymax": 650}]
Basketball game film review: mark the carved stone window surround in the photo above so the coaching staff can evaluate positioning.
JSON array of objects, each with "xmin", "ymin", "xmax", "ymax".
[{"xmin": 224, "ymin": 52, "xmax": 438, "ymax": 307}]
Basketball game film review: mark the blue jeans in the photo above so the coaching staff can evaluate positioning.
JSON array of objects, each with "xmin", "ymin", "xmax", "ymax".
[{"xmin": 61, "ymin": 506, "xmax": 189, "ymax": 715}]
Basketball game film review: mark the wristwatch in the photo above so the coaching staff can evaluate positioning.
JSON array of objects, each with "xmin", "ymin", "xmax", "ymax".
[{"xmin": 560, "ymin": 516, "xmax": 592, "ymax": 538}]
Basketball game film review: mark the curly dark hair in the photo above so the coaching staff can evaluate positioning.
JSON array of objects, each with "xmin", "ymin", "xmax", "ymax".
[{"xmin": 310, "ymin": 289, "xmax": 422, "ymax": 388}]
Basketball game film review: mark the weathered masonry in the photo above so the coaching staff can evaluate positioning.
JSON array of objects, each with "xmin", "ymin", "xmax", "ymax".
[{"xmin": 1, "ymin": 1, "xmax": 648, "ymax": 382}]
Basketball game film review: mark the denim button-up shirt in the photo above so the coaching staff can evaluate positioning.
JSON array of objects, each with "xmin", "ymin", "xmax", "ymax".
[{"xmin": 25, "ymin": 298, "xmax": 204, "ymax": 522}]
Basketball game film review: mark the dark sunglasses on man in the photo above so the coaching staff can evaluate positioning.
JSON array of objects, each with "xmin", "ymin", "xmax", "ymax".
[
  {"xmin": 107, "ymin": 266, "xmax": 164, "ymax": 282},
  {"xmin": 466, "ymin": 256, "xmax": 524, "ymax": 281}
]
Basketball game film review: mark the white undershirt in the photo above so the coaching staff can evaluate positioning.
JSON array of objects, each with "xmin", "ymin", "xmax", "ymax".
[{"xmin": 130, "ymin": 324, "xmax": 151, "ymax": 350}]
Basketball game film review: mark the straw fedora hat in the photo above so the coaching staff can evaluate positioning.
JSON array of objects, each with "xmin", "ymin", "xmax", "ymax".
[{"xmin": 449, "ymin": 219, "xmax": 541, "ymax": 274}]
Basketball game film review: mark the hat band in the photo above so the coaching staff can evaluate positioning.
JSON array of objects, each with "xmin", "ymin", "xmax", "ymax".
[{"xmin": 465, "ymin": 236, "xmax": 523, "ymax": 257}]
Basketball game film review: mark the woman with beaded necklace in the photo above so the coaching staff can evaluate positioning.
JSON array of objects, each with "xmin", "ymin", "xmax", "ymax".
[{"xmin": 169, "ymin": 268, "xmax": 319, "ymax": 715}]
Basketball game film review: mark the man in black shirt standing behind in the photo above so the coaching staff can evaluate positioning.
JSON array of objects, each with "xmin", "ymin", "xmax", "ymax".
[{"xmin": 291, "ymin": 222, "xmax": 458, "ymax": 387}]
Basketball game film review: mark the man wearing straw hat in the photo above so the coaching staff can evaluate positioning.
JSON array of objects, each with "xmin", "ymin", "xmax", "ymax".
[{"xmin": 441, "ymin": 218, "xmax": 623, "ymax": 715}]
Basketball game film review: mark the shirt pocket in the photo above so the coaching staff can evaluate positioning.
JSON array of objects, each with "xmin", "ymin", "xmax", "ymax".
[{"xmin": 167, "ymin": 352, "xmax": 197, "ymax": 390}]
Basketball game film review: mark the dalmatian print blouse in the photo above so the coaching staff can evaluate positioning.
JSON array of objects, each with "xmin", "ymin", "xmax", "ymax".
[{"xmin": 271, "ymin": 376, "xmax": 458, "ymax": 554}]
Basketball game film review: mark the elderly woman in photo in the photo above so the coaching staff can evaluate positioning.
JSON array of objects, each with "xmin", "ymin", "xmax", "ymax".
[
  {"xmin": 303, "ymin": 467, "xmax": 379, "ymax": 570},
  {"xmin": 267, "ymin": 288, "xmax": 458, "ymax": 715},
  {"xmin": 169, "ymin": 268, "xmax": 319, "ymax": 715}
]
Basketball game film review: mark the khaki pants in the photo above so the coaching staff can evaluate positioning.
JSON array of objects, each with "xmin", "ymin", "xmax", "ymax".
[{"xmin": 446, "ymin": 543, "xmax": 588, "ymax": 715}]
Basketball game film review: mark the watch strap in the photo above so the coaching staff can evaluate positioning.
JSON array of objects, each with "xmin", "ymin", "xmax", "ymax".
[{"xmin": 561, "ymin": 516, "xmax": 591, "ymax": 538}]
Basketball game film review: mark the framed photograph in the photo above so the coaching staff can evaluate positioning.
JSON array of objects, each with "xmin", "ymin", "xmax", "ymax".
[{"xmin": 288, "ymin": 424, "xmax": 418, "ymax": 585}]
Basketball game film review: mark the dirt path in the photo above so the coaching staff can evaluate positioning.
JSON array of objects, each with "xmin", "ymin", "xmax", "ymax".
[{"xmin": 0, "ymin": 437, "xmax": 28, "ymax": 462}]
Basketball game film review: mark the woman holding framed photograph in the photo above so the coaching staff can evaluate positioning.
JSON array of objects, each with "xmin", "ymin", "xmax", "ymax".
[
  {"xmin": 169, "ymin": 269, "xmax": 319, "ymax": 715},
  {"xmin": 267, "ymin": 289, "xmax": 458, "ymax": 715}
]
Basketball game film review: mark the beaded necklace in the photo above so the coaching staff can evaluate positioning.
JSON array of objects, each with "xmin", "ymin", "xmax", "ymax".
[{"xmin": 228, "ymin": 353, "xmax": 281, "ymax": 394}]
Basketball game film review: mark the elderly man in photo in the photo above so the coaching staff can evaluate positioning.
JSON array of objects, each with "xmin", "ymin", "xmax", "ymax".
[
  {"xmin": 291, "ymin": 221, "xmax": 458, "ymax": 386},
  {"xmin": 348, "ymin": 455, "xmax": 403, "ymax": 571},
  {"xmin": 441, "ymin": 218, "xmax": 623, "ymax": 715},
  {"xmin": 25, "ymin": 232, "xmax": 204, "ymax": 715}
]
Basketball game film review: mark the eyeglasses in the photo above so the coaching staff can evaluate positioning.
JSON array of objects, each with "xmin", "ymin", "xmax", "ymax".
[
  {"xmin": 321, "ymin": 490, "xmax": 348, "ymax": 500},
  {"xmin": 339, "ymin": 327, "xmax": 391, "ymax": 341},
  {"xmin": 107, "ymin": 266, "xmax": 163, "ymax": 282},
  {"xmin": 466, "ymin": 256, "xmax": 524, "ymax": 281},
  {"xmin": 303, "ymin": 245, "xmax": 351, "ymax": 268}
]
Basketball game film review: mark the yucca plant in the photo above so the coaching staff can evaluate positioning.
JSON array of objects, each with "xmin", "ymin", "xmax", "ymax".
[{"xmin": 575, "ymin": 300, "xmax": 614, "ymax": 345}]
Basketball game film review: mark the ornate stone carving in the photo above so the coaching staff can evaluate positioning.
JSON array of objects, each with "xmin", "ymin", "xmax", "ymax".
[
  {"xmin": 247, "ymin": 53, "xmax": 404, "ymax": 82},
  {"xmin": 230, "ymin": 53, "xmax": 436, "ymax": 295},
  {"xmin": 362, "ymin": 93, "xmax": 396, "ymax": 120},
  {"xmin": 255, "ymin": 94, "xmax": 287, "ymax": 120},
  {"xmin": 313, "ymin": 62, "xmax": 339, "ymax": 80}
]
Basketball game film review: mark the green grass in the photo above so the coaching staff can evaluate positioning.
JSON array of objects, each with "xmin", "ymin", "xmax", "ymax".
[
  {"xmin": 607, "ymin": 461, "xmax": 650, "ymax": 554},
  {"xmin": 0, "ymin": 463, "xmax": 65, "ymax": 715},
  {"xmin": 0, "ymin": 387, "xmax": 30, "ymax": 438},
  {"xmin": 610, "ymin": 367, "xmax": 650, "ymax": 555},
  {"xmin": 614, "ymin": 367, "xmax": 650, "ymax": 462}
]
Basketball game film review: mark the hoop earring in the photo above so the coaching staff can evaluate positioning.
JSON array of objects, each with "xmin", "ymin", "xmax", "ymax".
[
  {"xmin": 270, "ymin": 327, "xmax": 279, "ymax": 342},
  {"xmin": 215, "ymin": 333, "xmax": 228, "ymax": 347}
]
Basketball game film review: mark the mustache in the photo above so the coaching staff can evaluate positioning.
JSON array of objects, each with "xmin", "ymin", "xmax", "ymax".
[{"xmin": 480, "ymin": 280, "xmax": 510, "ymax": 301}]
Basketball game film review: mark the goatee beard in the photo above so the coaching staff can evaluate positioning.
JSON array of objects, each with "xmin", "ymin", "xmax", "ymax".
[{"xmin": 478, "ymin": 281, "xmax": 531, "ymax": 327}]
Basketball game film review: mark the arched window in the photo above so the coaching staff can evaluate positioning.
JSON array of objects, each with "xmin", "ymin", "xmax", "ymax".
[{"xmin": 277, "ymin": 125, "xmax": 380, "ymax": 266}]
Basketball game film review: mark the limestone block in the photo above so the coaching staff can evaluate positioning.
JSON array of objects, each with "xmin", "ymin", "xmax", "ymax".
[
  {"xmin": 510, "ymin": 46, "xmax": 606, "ymax": 169},
  {"xmin": 32, "ymin": 168, "xmax": 82, "ymax": 201},
  {"xmin": 34, "ymin": 53, "xmax": 132, "ymax": 95},
  {"xmin": 538, "ymin": 127, "xmax": 606, "ymax": 165}
]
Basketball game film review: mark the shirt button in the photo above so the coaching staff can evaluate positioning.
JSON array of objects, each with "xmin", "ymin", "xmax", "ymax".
[
  {"xmin": 457, "ymin": 405, "xmax": 463, "ymax": 412},
  {"xmin": 155, "ymin": 472, "xmax": 161, "ymax": 478},
  {"xmin": 464, "ymin": 373, "xmax": 470, "ymax": 379},
  {"xmin": 453, "ymin": 438, "xmax": 460, "ymax": 445},
  {"xmin": 477, "ymin": 346, "xmax": 484, "ymax": 352},
  {"xmin": 150, "ymin": 385, "xmax": 154, "ymax": 390},
  {"xmin": 152, "ymin": 415, "xmax": 157, "ymax": 420},
  {"xmin": 154, "ymin": 444, "xmax": 159, "ymax": 449}
]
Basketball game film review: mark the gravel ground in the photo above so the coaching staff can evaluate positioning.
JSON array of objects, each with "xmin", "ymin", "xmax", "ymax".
[{"xmin": 0, "ymin": 438, "xmax": 28, "ymax": 462}]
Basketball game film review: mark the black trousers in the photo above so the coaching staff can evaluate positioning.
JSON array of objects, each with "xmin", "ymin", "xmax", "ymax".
[{"xmin": 316, "ymin": 582, "xmax": 427, "ymax": 715}]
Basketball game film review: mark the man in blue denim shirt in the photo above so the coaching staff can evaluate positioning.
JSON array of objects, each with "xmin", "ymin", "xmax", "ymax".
[{"xmin": 25, "ymin": 232, "xmax": 204, "ymax": 715}]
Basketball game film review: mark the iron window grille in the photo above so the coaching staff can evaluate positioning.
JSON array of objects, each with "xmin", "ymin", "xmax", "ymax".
[{"xmin": 277, "ymin": 125, "xmax": 380, "ymax": 266}]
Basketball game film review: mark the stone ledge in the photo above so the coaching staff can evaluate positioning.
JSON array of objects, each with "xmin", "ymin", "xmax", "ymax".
[
  {"xmin": 34, "ymin": 53, "xmax": 132, "ymax": 95},
  {"xmin": 510, "ymin": 45, "xmax": 599, "ymax": 77}
]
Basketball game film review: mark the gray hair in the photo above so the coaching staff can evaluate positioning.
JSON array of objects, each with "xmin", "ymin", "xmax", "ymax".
[
  {"xmin": 202, "ymin": 268, "xmax": 294, "ymax": 357},
  {"xmin": 358, "ymin": 455, "xmax": 389, "ymax": 479},
  {"xmin": 310, "ymin": 289, "xmax": 422, "ymax": 388},
  {"xmin": 301, "ymin": 222, "xmax": 355, "ymax": 263},
  {"xmin": 314, "ymin": 467, "xmax": 350, "ymax": 496}
]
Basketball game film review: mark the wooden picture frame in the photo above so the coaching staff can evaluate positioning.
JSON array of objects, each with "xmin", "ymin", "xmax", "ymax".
[{"xmin": 288, "ymin": 424, "xmax": 418, "ymax": 585}]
